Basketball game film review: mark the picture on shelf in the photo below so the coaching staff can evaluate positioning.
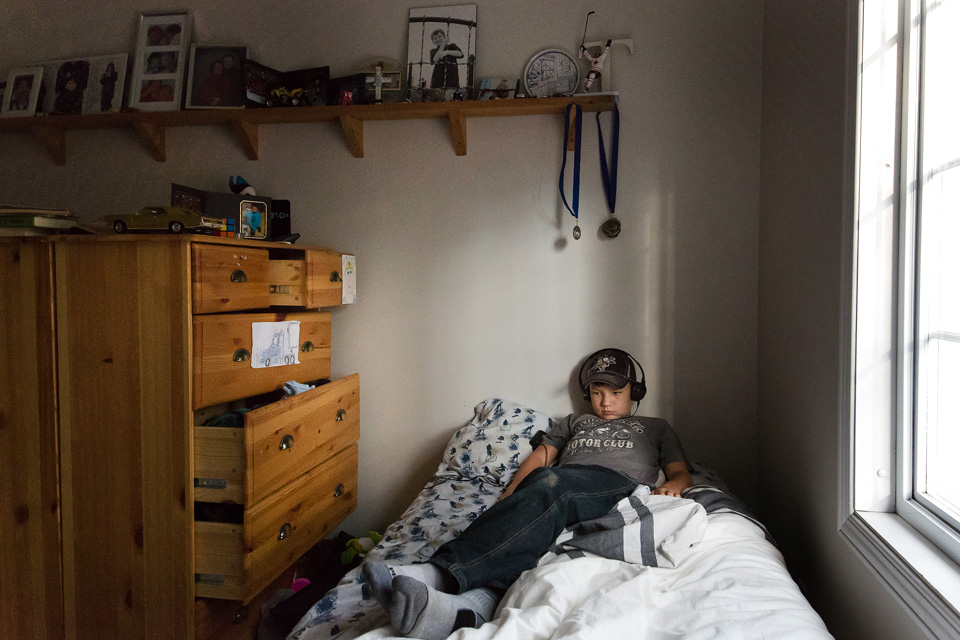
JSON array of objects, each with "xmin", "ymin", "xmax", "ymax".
[
  {"xmin": 407, "ymin": 4, "xmax": 477, "ymax": 101},
  {"xmin": 36, "ymin": 54, "xmax": 128, "ymax": 115},
  {"xmin": 242, "ymin": 59, "xmax": 283, "ymax": 107},
  {"xmin": 1, "ymin": 67, "xmax": 43, "ymax": 118},
  {"xmin": 129, "ymin": 11, "xmax": 192, "ymax": 111},
  {"xmin": 186, "ymin": 45, "xmax": 247, "ymax": 109},
  {"xmin": 477, "ymin": 77, "xmax": 517, "ymax": 100}
]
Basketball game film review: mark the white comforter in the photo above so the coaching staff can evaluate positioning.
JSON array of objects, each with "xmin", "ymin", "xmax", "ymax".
[{"xmin": 355, "ymin": 512, "xmax": 833, "ymax": 640}]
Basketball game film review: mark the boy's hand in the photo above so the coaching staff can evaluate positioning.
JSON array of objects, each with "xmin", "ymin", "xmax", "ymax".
[
  {"xmin": 654, "ymin": 462, "xmax": 694, "ymax": 498},
  {"xmin": 652, "ymin": 482, "xmax": 684, "ymax": 498}
]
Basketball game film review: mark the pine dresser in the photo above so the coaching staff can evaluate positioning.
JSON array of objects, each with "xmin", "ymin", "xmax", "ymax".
[{"xmin": 0, "ymin": 235, "xmax": 359, "ymax": 640}]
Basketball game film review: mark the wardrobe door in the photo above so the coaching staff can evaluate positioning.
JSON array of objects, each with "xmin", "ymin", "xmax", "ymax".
[{"xmin": 0, "ymin": 240, "xmax": 64, "ymax": 640}]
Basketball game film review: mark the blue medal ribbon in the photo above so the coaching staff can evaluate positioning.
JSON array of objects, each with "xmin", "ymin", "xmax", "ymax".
[
  {"xmin": 596, "ymin": 104, "xmax": 619, "ymax": 215},
  {"xmin": 559, "ymin": 104, "xmax": 583, "ymax": 234}
]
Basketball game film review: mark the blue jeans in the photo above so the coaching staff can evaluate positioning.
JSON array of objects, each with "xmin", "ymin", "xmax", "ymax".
[{"xmin": 429, "ymin": 465, "xmax": 637, "ymax": 592}]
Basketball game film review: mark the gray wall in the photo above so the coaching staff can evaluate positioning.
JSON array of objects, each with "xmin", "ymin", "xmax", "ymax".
[
  {"xmin": 0, "ymin": 0, "xmax": 760, "ymax": 527},
  {"xmin": 757, "ymin": 0, "xmax": 928, "ymax": 637}
]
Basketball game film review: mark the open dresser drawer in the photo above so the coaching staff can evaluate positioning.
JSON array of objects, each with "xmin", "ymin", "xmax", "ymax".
[
  {"xmin": 192, "ymin": 311, "xmax": 332, "ymax": 409},
  {"xmin": 194, "ymin": 374, "xmax": 360, "ymax": 505},
  {"xmin": 192, "ymin": 242, "xmax": 349, "ymax": 314},
  {"xmin": 194, "ymin": 443, "xmax": 359, "ymax": 603}
]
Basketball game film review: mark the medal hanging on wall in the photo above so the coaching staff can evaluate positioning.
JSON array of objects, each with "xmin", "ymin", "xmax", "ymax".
[
  {"xmin": 597, "ymin": 104, "xmax": 621, "ymax": 238},
  {"xmin": 559, "ymin": 103, "xmax": 583, "ymax": 239}
]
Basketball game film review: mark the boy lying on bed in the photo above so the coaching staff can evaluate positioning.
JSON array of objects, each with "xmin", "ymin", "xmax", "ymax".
[{"xmin": 363, "ymin": 347, "xmax": 693, "ymax": 640}]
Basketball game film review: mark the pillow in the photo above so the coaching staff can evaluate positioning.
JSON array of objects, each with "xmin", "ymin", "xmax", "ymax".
[{"xmin": 438, "ymin": 398, "xmax": 554, "ymax": 486}]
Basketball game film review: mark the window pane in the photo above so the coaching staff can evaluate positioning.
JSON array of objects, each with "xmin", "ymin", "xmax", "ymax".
[{"xmin": 915, "ymin": 0, "xmax": 960, "ymax": 529}]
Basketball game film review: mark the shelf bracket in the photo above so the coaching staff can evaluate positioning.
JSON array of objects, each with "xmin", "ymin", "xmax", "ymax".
[
  {"xmin": 338, "ymin": 115, "xmax": 364, "ymax": 158},
  {"xmin": 133, "ymin": 121, "xmax": 166, "ymax": 162},
  {"xmin": 30, "ymin": 125, "xmax": 66, "ymax": 166},
  {"xmin": 232, "ymin": 118, "xmax": 259, "ymax": 161},
  {"xmin": 448, "ymin": 111, "xmax": 467, "ymax": 156}
]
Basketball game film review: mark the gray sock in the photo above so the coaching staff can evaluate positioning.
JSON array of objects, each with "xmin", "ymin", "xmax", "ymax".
[
  {"xmin": 362, "ymin": 561, "xmax": 454, "ymax": 613},
  {"xmin": 390, "ymin": 576, "xmax": 499, "ymax": 640},
  {"xmin": 361, "ymin": 561, "xmax": 395, "ymax": 611}
]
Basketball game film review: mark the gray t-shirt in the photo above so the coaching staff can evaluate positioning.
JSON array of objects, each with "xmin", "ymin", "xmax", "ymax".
[{"xmin": 541, "ymin": 413, "xmax": 687, "ymax": 487}]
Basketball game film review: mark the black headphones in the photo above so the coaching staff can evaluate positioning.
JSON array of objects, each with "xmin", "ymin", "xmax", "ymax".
[{"xmin": 578, "ymin": 348, "xmax": 647, "ymax": 402}]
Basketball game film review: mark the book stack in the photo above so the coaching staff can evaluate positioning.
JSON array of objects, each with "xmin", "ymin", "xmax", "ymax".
[{"xmin": 0, "ymin": 206, "xmax": 81, "ymax": 236}]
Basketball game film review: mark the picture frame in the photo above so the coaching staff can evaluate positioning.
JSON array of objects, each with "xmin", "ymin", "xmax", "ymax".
[
  {"xmin": 129, "ymin": 11, "xmax": 192, "ymax": 111},
  {"xmin": 477, "ymin": 77, "xmax": 517, "ymax": 100},
  {"xmin": 1, "ymin": 67, "xmax": 43, "ymax": 117},
  {"xmin": 36, "ymin": 54, "xmax": 128, "ymax": 115},
  {"xmin": 186, "ymin": 45, "xmax": 247, "ymax": 109},
  {"xmin": 327, "ymin": 74, "xmax": 367, "ymax": 106},
  {"xmin": 407, "ymin": 4, "xmax": 477, "ymax": 101},
  {"xmin": 242, "ymin": 58, "xmax": 283, "ymax": 108},
  {"xmin": 284, "ymin": 66, "xmax": 330, "ymax": 106},
  {"xmin": 239, "ymin": 200, "xmax": 268, "ymax": 240}
]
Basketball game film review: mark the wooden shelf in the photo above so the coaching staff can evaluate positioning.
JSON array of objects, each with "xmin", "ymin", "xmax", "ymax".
[{"xmin": 0, "ymin": 94, "xmax": 617, "ymax": 165}]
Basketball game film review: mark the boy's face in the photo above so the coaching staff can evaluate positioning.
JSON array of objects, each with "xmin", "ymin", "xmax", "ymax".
[{"xmin": 589, "ymin": 382, "xmax": 632, "ymax": 419}]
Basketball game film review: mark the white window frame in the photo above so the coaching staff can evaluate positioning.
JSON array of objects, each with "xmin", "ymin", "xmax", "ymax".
[{"xmin": 841, "ymin": 0, "xmax": 960, "ymax": 636}]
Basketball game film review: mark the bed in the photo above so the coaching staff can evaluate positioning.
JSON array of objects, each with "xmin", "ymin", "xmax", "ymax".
[{"xmin": 287, "ymin": 399, "xmax": 833, "ymax": 640}]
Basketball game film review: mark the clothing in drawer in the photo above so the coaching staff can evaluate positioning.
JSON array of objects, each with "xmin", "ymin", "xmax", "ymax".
[
  {"xmin": 193, "ymin": 311, "xmax": 331, "ymax": 409},
  {"xmin": 194, "ymin": 443, "xmax": 359, "ymax": 603},
  {"xmin": 268, "ymin": 248, "xmax": 346, "ymax": 309},
  {"xmin": 192, "ymin": 243, "xmax": 271, "ymax": 314},
  {"xmin": 194, "ymin": 374, "xmax": 360, "ymax": 505}
]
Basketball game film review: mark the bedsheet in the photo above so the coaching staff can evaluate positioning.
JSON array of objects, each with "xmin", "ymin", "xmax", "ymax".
[{"xmin": 287, "ymin": 400, "xmax": 832, "ymax": 640}]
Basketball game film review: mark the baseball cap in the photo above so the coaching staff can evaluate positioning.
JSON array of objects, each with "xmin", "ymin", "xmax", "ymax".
[{"xmin": 583, "ymin": 349, "xmax": 636, "ymax": 388}]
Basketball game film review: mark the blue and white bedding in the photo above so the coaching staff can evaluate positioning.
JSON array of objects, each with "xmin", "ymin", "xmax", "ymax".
[{"xmin": 288, "ymin": 399, "xmax": 832, "ymax": 640}]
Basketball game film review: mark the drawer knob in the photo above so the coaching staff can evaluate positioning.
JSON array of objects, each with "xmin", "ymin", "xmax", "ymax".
[
  {"xmin": 230, "ymin": 269, "xmax": 248, "ymax": 283},
  {"xmin": 330, "ymin": 271, "xmax": 342, "ymax": 282},
  {"xmin": 301, "ymin": 341, "xmax": 314, "ymax": 353},
  {"xmin": 233, "ymin": 348, "xmax": 251, "ymax": 362},
  {"xmin": 334, "ymin": 483, "xmax": 345, "ymax": 498},
  {"xmin": 336, "ymin": 409, "xmax": 347, "ymax": 422},
  {"xmin": 277, "ymin": 523, "xmax": 292, "ymax": 541},
  {"xmin": 279, "ymin": 434, "xmax": 295, "ymax": 451}
]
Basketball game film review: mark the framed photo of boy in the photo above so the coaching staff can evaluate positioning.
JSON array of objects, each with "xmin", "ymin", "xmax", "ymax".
[
  {"xmin": 407, "ymin": 4, "xmax": 477, "ymax": 101},
  {"xmin": 36, "ymin": 54, "xmax": 128, "ymax": 115},
  {"xmin": 129, "ymin": 11, "xmax": 192, "ymax": 111},
  {"xmin": 1, "ymin": 67, "xmax": 43, "ymax": 117},
  {"xmin": 186, "ymin": 45, "xmax": 247, "ymax": 109}
]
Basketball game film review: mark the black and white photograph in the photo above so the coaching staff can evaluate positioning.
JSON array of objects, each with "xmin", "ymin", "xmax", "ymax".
[
  {"xmin": 1, "ymin": 67, "xmax": 43, "ymax": 117},
  {"xmin": 186, "ymin": 45, "xmax": 247, "ymax": 109},
  {"xmin": 37, "ymin": 54, "xmax": 127, "ymax": 114},
  {"xmin": 129, "ymin": 11, "xmax": 192, "ymax": 111},
  {"xmin": 407, "ymin": 4, "xmax": 476, "ymax": 101}
]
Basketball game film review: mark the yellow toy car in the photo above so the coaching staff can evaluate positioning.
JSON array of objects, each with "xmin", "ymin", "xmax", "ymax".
[{"xmin": 103, "ymin": 206, "xmax": 222, "ymax": 234}]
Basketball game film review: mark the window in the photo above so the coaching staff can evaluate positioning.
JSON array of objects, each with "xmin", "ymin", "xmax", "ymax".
[
  {"xmin": 843, "ymin": 0, "xmax": 960, "ymax": 634},
  {"xmin": 906, "ymin": 0, "xmax": 960, "ymax": 549}
]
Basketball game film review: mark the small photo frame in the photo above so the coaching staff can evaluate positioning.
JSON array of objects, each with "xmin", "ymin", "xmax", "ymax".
[
  {"xmin": 477, "ymin": 77, "xmax": 517, "ymax": 100},
  {"xmin": 240, "ymin": 200, "xmax": 268, "ymax": 240},
  {"xmin": 37, "ymin": 54, "xmax": 128, "ymax": 115},
  {"xmin": 129, "ymin": 11, "xmax": 192, "ymax": 111},
  {"xmin": 186, "ymin": 45, "xmax": 247, "ymax": 109},
  {"xmin": 407, "ymin": 4, "xmax": 477, "ymax": 101},
  {"xmin": 2, "ymin": 67, "xmax": 43, "ymax": 117}
]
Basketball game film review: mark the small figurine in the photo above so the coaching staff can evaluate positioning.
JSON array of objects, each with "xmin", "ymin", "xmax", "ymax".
[
  {"xmin": 374, "ymin": 64, "xmax": 383, "ymax": 103},
  {"xmin": 581, "ymin": 39, "xmax": 611, "ymax": 92},
  {"xmin": 229, "ymin": 175, "xmax": 256, "ymax": 196}
]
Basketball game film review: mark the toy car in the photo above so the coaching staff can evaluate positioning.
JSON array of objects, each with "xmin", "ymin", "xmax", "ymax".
[
  {"xmin": 266, "ymin": 87, "xmax": 303, "ymax": 107},
  {"xmin": 102, "ymin": 206, "xmax": 222, "ymax": 234}
]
